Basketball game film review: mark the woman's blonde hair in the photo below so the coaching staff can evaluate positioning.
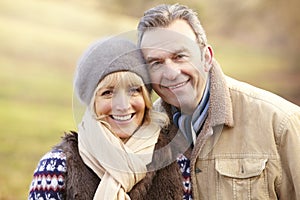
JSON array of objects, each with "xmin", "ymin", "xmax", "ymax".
[{"xmin": 90, "ymin": 71, "xmax": 169, "ymax": 128}]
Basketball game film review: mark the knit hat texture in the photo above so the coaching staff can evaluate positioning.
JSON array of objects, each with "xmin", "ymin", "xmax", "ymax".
[{"xmin": 74, "ymin": 37, "xmax": 150, "ymax": 105}]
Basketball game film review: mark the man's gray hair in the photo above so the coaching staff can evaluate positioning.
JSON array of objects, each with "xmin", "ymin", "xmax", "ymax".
[{"xmin": 137, "ymin": 4, "xmax": 208, "ymax": 47}]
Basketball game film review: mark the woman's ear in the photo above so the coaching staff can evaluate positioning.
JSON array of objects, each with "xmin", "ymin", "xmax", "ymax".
[{"xmin": 204, "ymin": 45, "xmax": 214, "ymax": 72}]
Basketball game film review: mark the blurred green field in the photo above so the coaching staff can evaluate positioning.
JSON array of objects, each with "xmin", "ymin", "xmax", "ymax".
[
  {"xmin": 0, "ymin": 0, "xmax": 297, "ymax": 199},
  {"xmin": 0, "ymin": 0, "xmax": 138, "ymax": 199}
]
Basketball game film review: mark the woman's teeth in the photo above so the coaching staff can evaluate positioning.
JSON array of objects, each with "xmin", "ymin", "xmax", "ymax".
[{"xmin": 112, "ymin": 114, "xmax": 132, "ymax": 121}]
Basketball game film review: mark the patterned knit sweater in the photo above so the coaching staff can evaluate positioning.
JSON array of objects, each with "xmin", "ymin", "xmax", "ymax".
[
  {"xmin": 28, "ymin": 150, "xmax": 192, "ymax": 200},
  {"xmin": 28, "ymin": 150, "xmax": 66, "ymax": 200}
]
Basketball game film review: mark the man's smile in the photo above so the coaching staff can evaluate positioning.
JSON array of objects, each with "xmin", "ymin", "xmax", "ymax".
[{"xmin": 162, "ymin": 79, "xmax": 190, "ymax": 90}]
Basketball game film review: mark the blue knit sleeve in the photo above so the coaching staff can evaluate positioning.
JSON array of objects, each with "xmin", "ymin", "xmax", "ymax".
[{"xmin": 28, "ymin": 149, "xmax": 67, "ymax": 200}]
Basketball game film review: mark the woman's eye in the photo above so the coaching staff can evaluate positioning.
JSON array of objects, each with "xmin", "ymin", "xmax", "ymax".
[
  {"xmin": 129, "ymin": 86, "xmax": 141, "ymax": 95},
  {"xmin": 101, "ymin": 90, "xmax": 113, "ymax": 96}
]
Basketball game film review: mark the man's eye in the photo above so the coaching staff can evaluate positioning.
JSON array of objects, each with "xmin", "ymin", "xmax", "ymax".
[
  {"xmin": 151, "ymin": 61, "xmax": 160, "ymax": 66},
  {"xmin": 174, "ymin": 54, "xmax": 187, "ymax": 61},
  {"xmin": 149, "ymin": 61, "xmax": 162, "ymax": 70}
]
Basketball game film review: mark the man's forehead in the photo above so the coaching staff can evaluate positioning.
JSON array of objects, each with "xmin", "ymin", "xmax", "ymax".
[
  {"xmin": 141, "ymin": 29, "xmax": 199, "ymax": 61},
  {"xmin": 140, "ymin": 28, "xmax": 197, "ymax": 49}
]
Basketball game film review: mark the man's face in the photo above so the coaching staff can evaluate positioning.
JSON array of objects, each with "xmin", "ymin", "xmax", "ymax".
[{"xmin": 140, "ymin": 20, "xmax": 210, "ymax": 114}]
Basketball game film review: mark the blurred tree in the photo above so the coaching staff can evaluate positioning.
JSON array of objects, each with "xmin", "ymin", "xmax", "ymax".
[
  {"xmin": 206, "ymin": 0, "xmax": 300, "ymax": 71},
  {"xmin": 203, "ymin": 0, "xmax": 300, "ymax": 104},
  {"xmin": 97, "ymin": 0, "xmax": 204, "ymax": 18},
  {"xmin": 268, "ymin": 0, "xmax": 300, "ymax": 71}
]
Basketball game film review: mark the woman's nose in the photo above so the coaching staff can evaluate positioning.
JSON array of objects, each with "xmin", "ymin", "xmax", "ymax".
[{"xmin": 113, "ymin": 92, "xmax": 131, "ymax": 111}]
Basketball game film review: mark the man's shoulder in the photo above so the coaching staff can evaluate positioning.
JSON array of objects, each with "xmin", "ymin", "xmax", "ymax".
[{"xmin": 225, "ymin": 76, "xmax": 300, "ymax": 114}]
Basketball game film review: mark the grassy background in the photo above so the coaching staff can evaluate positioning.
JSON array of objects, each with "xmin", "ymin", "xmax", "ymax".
[
  {"xmin": 0, "ymin": 0, "xmax": 298, "ymax": 199},
  {"xmin": 0, "ymin": 0, "xmax": 138, "ymax": 199}
]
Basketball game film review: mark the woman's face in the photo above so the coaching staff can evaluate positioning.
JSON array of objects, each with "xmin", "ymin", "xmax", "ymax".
[{"xmin": 94, "ymin": 72, "xmax": 146, "ymax": 139}]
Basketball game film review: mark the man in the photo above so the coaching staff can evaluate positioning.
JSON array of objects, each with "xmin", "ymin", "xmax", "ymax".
[{"xmin": 137, "ymin": 4, "xmax": 300, "ymax": 200}]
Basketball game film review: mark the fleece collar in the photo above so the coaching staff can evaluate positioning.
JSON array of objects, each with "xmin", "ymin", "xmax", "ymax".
[{"xmin": 207, "ymin": 59, "xmax": 234, "ymax": 128}]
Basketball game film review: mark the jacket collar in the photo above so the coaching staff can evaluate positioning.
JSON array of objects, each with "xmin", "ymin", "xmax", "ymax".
[{"xmin": 208, "ymin": 59, "xmax": 234, "ymax": 128}]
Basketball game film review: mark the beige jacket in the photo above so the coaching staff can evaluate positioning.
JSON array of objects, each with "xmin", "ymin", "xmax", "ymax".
[{"xmin": 155, "ymin": 60, "xmax": 300, "ymax": 200}]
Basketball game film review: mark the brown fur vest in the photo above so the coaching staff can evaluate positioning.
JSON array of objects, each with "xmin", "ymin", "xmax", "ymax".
[{"xmin": 54, "ymin": 126, "xmax": 183, "ymax": 200}]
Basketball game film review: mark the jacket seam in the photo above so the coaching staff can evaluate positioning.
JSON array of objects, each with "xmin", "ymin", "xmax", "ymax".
[{"xmin": 274, "ymin": 112, "xmax": 296, "ymax": 191}]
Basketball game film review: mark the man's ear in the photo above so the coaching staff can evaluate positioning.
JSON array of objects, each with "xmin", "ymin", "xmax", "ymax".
[{"xmin": 204, "ymin": 45, "xmax": 214, "ymax": 72}]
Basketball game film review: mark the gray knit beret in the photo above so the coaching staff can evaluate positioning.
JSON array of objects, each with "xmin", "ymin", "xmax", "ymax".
[{"xmin": 74, "ymin": 37, "xmax": 151, "ymax": 105}]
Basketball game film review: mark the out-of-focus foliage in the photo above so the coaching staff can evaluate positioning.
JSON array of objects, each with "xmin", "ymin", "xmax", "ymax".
[
  {"xmin": 204, "ymin": 0, "xmax": 300, "ymax": 70},
  {"xmin": 269, "ymin": 0, "xmax": 300, "ymax": 70},
  {"xmin": 98, "ymin": 0, "xmax": 203, "ymax": 17}
]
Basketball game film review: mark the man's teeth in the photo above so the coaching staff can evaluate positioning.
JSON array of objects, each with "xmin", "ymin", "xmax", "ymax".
[
  {"xmin": 112, "ymin": 114, "xmax": 132, "ymax": 121},
  {"xmin": 168, "ymin": 81, "xmax": 186, "ymax": 89}
]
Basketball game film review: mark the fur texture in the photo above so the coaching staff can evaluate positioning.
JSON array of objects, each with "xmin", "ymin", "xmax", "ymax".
[{"xmin": 54, "ymin": 128, "xmax": 183, "ymax": 199}]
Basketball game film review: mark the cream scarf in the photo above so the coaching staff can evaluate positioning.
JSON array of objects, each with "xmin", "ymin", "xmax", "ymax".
[{"xmin": 78, "ymin": 109, "xmax": 160, "ymax": 200}]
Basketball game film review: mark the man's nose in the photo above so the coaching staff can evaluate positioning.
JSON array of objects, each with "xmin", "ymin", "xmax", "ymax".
[{"xmin": 162, "ymin": 59, "xmax": 180, "ymax": 80}]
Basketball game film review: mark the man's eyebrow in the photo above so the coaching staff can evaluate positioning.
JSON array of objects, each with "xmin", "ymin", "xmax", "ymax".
[
  {"xmin": 146, "ymin": 56, "xmax": 160, "ymax": 63},
  {"xmin": 173, "ymin": 47, "xmax": 190, "ymax": 55},
  {"xmin": 145, "ymin": 47, "xmax": 190, "ymax": 62}
]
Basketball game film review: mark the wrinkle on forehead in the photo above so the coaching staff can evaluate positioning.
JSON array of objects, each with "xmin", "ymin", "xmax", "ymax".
[
  {"xmin": 141, "ymin": 28, "xmax": 200, "ymax": 60},
  {"xmin": 141, "ymin": 28, "xmax": 197, "ymax": 48}
]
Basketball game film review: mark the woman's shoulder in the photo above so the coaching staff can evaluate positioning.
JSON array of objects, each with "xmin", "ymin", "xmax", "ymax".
[
  {"xmin": 33, "ymin": 149, "xmax": 67, "ymax": 174},
  {"xmin": 28, "ymin": 149, "xmax": 67, "ymax": 199},
  {"xmin": 29, "ymin": 132, "xmax": 79, "ymax": 194},
  {"xmin": 54, "ymin": 131, "xmax": 78, "ymax": 150}
]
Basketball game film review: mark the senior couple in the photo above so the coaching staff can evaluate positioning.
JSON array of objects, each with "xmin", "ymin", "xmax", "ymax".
[{"xmin": 29, "ymin": 4, "xmax": 300, "ymax": 200}]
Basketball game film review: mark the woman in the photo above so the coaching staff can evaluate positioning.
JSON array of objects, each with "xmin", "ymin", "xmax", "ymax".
[{"xmin": 28, "ymin": 37, "xmax": 185, "ymax": 200}]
